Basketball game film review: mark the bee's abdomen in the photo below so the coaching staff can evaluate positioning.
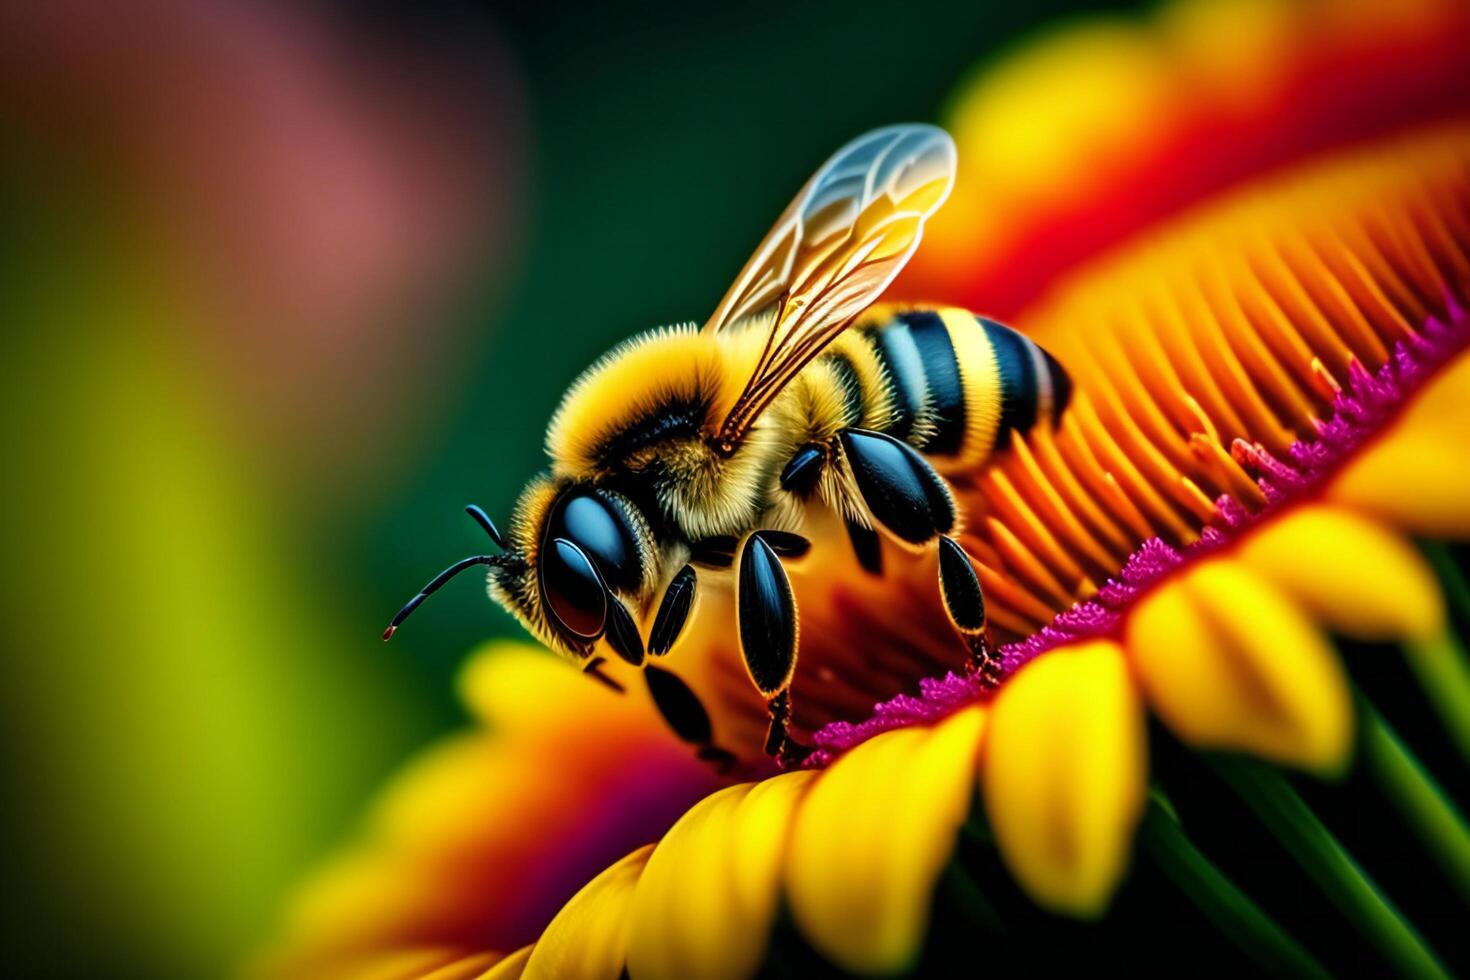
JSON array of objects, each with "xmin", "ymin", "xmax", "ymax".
[{"xmin": 858, "ymin": 307, "xmax": 1071, "ymax": 471}]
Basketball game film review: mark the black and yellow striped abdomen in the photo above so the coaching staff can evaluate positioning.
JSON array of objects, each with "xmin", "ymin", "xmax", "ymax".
[{"xmin": 836, "ymin": 306, "xmax": 1072, "ymax": 475}]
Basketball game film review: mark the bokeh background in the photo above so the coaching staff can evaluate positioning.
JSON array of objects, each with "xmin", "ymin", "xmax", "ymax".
[{"xmin": 0, "ymin": 0, "xmax": 1146, "ymax": 975}]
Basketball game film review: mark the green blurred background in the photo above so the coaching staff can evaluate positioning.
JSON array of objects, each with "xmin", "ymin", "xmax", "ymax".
[{"xmin": 1, "ymin": 1, "xmax": 1132, "ymax": 975}]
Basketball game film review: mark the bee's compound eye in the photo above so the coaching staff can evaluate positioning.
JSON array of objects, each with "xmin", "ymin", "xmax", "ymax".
[
  {"xmin": 541, "ymin": 537, "xmax": 608, "ymax": 639},
  {"xmin": 546, "ymin": 491, "xmax": 640, "ymax": 592}
]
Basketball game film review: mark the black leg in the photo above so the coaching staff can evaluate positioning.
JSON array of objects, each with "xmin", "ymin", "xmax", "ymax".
[
  {"xmin": 780, "ymin": 443, "xmax": 826, "ymax": 495},
  {"xmin": 845, "ymin": 516, "xmax": 883, "ymax": 575},
  {"xmin": 648, "ymin": 564, "xmax": 697, "ymax": 656},
  {"xmin": 840, "ymin": 426, "xmax": 999, "ymax": 683},
  {"xmin": 602, "ymin": 592, "xmax": 644, "ymax": 665},
  {"xmin": 764, "ymin": 690, "xmax": 811, "ymax": 767},
  {"xmin": 838, "ymin": 428, "xmax": 955, "ymax": 543},
  {"xmin": 763, "ymin": 692, "xmax": 790, "ymax": 756},
  {"xmin": 753, "ymin": 529, "xmax": 811, "ymax": 558},
  {"xmin": 737, "ymin": 533, "xmax": 810, "ymax": 763},
  {"xmin": 938, "ymin": 535, "xmax": 1001, "ymax": 685},
  {"xmin": 782, "ymin": 438, "xmax": 880, "ymax": 573},
  {"xmin": 737, "ymin": 534, "xmax": 799, "ymax": 696},
  {"xmin": 581, "ymin": 656, "xmax": 625, "ymax": 693},
  {"xmin": 689, "ymin": 535, "xmax": 738, "ymax": 568},
  {"xmin": 644, "ymin": 664, "xmax": 735, "ymax": 773}
]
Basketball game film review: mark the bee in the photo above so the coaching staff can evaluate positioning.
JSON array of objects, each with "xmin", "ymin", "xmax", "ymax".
[{"xmin": 385, "ymin": 125, "xmax": 1070, "ymax": 766}]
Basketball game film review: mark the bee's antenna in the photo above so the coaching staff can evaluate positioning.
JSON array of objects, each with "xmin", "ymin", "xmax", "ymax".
[
  {"xmin": 382, "ymin": 554, "xmax": 497, "ymax": 641},
  {"xmin": 464, "ymin": 504, "xmax": 506, "ymax": 549},
  {"xmin": 382, "ymin": 505, "xmax": 510, "ymax": 641}
]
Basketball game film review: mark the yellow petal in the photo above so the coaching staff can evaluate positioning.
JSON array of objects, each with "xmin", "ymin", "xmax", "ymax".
[
  {"xmin": 418, "ymin": 951, "xmax": 505, "ymax": 980},
  {"xmin": 1327, "ymin": 349, "xmax": 1470, "ymax": 537},
  {"xmin": 625, "ymin": 773, "xmax": 814, "ymax": 980},
  {"xmin": 981, "ymin": 640, "xmax": 1144, "ymax": 918},
  {"xmin": 457, "ymin": 641, "xmax": 621, "ymax": 732},
  {"xmin": 787, "ymin": 706, "xmax": 986, "ymax": 975},
  {"xmin": 1127, "ymin": 559, "xmax": 1352, "ymax": 772},
  {"xmin": 482, "ymin": 945, "xmax": 533, "ymax": 980},
  {"xmin": 263, "ymin": 946, "xmax": 490, "ymax": 980},
  {"xmin": 1236, "ymin": 504, "xmax": 1445, "ymax": 641},
  {"xmin": 522, "ymin": 845, "xmax": 651, "ymax": 980}
]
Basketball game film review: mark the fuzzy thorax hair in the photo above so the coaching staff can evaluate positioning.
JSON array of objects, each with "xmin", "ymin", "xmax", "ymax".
[
  {"xmin": 542, "ymin": 319, "xmax": 799, "ymax": 541},
  {"xmin": 546, "ymin": 323, "xmax": 744, "ymax": 474}
]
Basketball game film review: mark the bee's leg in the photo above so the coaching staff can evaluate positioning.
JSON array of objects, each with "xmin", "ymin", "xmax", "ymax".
[
  {"xmin": 753, "ymin": 529, "xmax": 811, "ymax": 559},
  {"xmin": 602, "ymin": 592, "xmax": 645, "ymax": 666},
  {"xmin": 581, "ymin": 656, "xmax": 624, "ymax": 693},
  {"xmin": 837, "ymin": 427, "xmax": 1000, "ymax": 682},
  {"xmin": 938, "ymin": 535, "xmax": 1001, "ymax": 685},
  {"xmin": 779, "ymin": 443, "xmax": 825, "ymax": 494},
  {"xmin": 648, "ymin": 564, "xmax": 697, "ymax": 656},
  {"xmin": 837, "ymin": 428, "xmax": 956, "ymax": 543},
  {"xmin": 844, "ymin": 517, "xmax": 883, "ymax": 576},
  {"xmin": 736, "ymin": 532, "xmax": 810, "ymax": 765},
  {"xmin": 764, "ymin": 690, "xmax": 810, "ymax": 767},
  {"xmin": 688, "ymin": 535, "xmax": 738, "ymax": 569},
  {"xmin": 782, "ymin": 442, "xmax": 881, "ymax": 575},
  {"xmin": 643, "ymin": 664, "xmax": 735, "ymax": 774}
]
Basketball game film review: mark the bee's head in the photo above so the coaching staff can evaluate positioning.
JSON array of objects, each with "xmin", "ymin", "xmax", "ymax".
[
  {"xmin": 384, "ymin": 476, "xmax": 657, "ymax": 661},
  {"xmin": 484, "ymin": 477, "xmax": 657, "ymax": 660},
  {"xmin": 483, "ymin": 476, "xmax": 658, "ymax": 662}
]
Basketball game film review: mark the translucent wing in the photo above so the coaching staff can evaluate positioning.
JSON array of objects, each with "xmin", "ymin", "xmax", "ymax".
[{"xmin": 704, "ymin": 124, "xmax": 956, "ymax": 447}]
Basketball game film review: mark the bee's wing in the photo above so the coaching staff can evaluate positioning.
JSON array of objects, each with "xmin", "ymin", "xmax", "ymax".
[{"xmin": 704, "ymin": 124, "xmax": 956, "ymax": 446}]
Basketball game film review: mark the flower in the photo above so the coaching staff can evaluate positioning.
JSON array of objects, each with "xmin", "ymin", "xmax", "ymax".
[
  {"xmin": 258, "ymin": 1, "xmax": 1470, "ymax": 976},
  {"xmin": 252, "ymin": 645, "xmax": 727, "ymax": 978}
]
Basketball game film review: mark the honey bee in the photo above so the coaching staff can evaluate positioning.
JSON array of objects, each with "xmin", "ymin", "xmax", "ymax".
[{"xmin": 385, "ymin": 125, "xmax": 1069, "ymax": 765}]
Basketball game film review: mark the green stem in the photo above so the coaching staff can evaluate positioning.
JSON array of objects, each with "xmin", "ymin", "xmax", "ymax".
[
  {"xmin": 1404, "ymin": 632, "xmax": 1470, "ymax": 765},
  {"xmin": 1215, "ymin": 757, "xmax": 1451, "ymax": 980},
  {"xmin": 939, "ymin": 860, "xmax": 1003, "ymax": 933},
  {"xmin": 961, "ymin": 811, "xmax": 994, "ymax": 846},
  {"xmin": 1356, "ymin": 692, "xmax": 1470, "ymax": 905},
  {"xmin": 1411, "ymin": 542, "xmax": 1470, "ymax": 763},
  {"xmin": 1140, "ymin": 792, "xmax": 1330, "ymax": 980},
  {"xmin": 1420, "ymin": 541, "xmax": 1470, "ymax": 623}
]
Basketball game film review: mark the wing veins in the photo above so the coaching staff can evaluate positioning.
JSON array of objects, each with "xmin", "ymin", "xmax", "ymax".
[{"xmin": 703, "ymin": 125, "xmax": 956, "ymax": 449}]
